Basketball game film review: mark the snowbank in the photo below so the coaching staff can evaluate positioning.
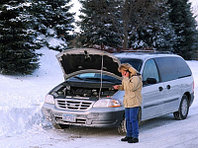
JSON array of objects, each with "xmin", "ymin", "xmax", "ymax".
[{"xmin": 0, "ymin": 47, "xmax": 62, "ymax": 137}]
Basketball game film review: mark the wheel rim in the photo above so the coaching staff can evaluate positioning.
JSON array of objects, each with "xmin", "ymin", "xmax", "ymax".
[{"xmin": 181, "ymin": 98, "xmax": 188, "ymax": 116}]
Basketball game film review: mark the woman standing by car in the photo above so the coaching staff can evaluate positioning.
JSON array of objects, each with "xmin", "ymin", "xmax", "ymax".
[{"xmin": 113, "ymin": 63, "xmax": 142, "ymax": 143}]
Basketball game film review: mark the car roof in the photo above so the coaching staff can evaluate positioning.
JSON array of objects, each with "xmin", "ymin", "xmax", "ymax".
[{"xmin": 114, "ymin": 52, "xmax": 181, "ymax": 61}]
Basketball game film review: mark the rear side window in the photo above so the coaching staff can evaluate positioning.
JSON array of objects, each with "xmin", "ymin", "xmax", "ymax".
[
  {"xmin": 176, "ymin": 58, "xmax": 192, "ymax": 78},
  {"xmin": 154, "ymin": 56, "xmax": 192, "ymax": 82}
]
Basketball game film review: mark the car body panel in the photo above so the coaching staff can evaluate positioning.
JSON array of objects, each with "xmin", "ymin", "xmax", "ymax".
[
  {"xmin": 42, "ymin": 101, "xmax": 124, "ymax": 128},
  {"xmin": 141, "ymin": 83, "xmax": 167, "ymax": 120}
]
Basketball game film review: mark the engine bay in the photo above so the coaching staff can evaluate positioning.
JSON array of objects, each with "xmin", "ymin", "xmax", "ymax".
[{"xmin": 55, "ymin": 81, "xmax": 118, "ymax": 99}]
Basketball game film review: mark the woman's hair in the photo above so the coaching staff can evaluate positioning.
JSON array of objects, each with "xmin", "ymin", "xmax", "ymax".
[{"xmin": 118, "ymin": 63, "xmax": 137, "ymax": 76}]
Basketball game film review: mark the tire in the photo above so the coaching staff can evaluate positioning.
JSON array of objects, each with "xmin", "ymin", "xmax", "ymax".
[
  {"xmin": 53, "ymin": 123, "xmax": 69, "ymax": 129},
  {"xmin": 117, "ymin": 107, "xmax": 141, "ymax": 135},
  {"xmin": 117, "ymin": 118, "xmax": 126, "ymax": 135},
  {"xmin": 173, "ymin": 94, "xmax": 189, "ymax": 120}
]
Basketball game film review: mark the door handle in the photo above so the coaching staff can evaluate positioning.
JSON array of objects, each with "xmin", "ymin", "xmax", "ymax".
[
  {"xmin": 167, "ymin": 85, "xmax": 171, "ymax": 89},
  {"xmin": 159, "ymin": 87, "xmax": 163, "ymax": 91}
]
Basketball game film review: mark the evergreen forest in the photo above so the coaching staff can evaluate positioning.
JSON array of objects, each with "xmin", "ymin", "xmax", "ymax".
[{"xmin": 0, "ymin": 0, "xmax": 198, "ymax": 75}]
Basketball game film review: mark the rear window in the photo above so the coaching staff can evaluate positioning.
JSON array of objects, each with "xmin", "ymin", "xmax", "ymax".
[
  {"xmin": 154, "ymin": 56, "xmax": 192, "ymax": 82},
  {"xmin": 119, "ymin": 58, "xmax": 143, "ymax": 72}
]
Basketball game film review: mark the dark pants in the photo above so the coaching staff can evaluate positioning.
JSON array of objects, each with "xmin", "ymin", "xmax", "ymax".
[{"xmin": 125, "ymin": 107, "xmax": 139, "ymax": 138}]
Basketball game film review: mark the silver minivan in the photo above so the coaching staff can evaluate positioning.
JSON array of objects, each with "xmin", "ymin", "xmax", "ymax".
[{"xmin": 42, "ymin": 48, "xmax": 194, "ymax": 133}]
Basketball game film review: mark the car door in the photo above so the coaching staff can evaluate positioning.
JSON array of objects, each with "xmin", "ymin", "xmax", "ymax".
[
  {"xmin": 154, "ymin": 57, "xmax": 181, "ymax": 114},
  {"xmin": 141, "ymin": 59, "xmax": 166, "ymax": 120}
]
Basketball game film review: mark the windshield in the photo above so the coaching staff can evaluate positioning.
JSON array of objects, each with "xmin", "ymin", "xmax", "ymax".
[
  {"xmin": 70, "ymin": 73, "xmax": 121, "ymax": 83},
  {"xmin": 119, "ymin": 58, "xmax": 142, "ymax": 72}
]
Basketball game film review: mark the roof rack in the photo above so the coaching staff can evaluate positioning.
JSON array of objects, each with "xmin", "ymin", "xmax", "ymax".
[
  {"xmin": 78, "ymin": 46, "xmax": 173, "ymax": 54},
  {"xmin": 120, "ymin": 49, "xmax": 154, "ymax": 53},
  {"xmin": 118, "ymin": 48, "xmax": 173, "ymax": 54}
]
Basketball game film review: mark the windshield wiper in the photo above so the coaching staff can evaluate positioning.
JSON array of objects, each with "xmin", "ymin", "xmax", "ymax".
[{"xmin": 73, "ymin": 76, "xmax": 85, "ymax": 80}]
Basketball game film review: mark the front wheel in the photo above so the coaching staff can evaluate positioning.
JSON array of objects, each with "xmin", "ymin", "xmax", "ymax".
[
  {"xmin": 117, "ymin": 118, "xmax": 126, "ymax": 135},
  {"xmin": 53, "ymin": 123, "xmax": 69, "ymax": 129},
  {"xmin": 173, "ymin": 94, "xmax": 189, "ymax": 120},
  {"xmin": 117, "ymin": 108, "xmax": 141, "ymax": 135}
]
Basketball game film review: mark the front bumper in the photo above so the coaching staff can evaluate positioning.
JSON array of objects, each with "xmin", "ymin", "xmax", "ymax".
[{"xmin": 42, "ymin": 103, "xmax": 124, "ymax": 128}]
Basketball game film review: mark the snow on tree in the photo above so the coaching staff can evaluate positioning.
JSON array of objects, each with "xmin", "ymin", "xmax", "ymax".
[
  {"xmin": 30, "ymin": 0, "xmax": 75, "ymax": 51},
  {"xmin": 78, "ymin": 0, "xmax": 123, "ymax": 50},
  {"xmin": 128, "ymin": 1, "xmax": 177, "ymax": 51},
  {"xmin": 121, "ymin": 0, "xmax": 175, "ymax": 51},
  {"xmin": 0, "ymin": 0, "xmax": 40, "ymax": 75}
]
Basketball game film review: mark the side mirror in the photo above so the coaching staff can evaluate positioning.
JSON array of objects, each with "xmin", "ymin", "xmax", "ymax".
[{"xmin": 146, "ymin": 78, "xmax": 157, "ymax": 84}]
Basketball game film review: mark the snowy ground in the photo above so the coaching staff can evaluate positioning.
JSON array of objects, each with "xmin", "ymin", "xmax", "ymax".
[{"xmin": 0, "ymin": 48, "xmax": 198, "ymax": 148}]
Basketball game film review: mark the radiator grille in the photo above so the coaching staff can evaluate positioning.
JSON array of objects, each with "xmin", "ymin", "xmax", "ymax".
[{"xmin": 56, "ymin": 99, "xmax": 93, "ymax": 111}]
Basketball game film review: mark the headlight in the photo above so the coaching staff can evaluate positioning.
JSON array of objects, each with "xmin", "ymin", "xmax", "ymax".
[
  {"xmin": 93, "ymin": 99, "xmax": 121, "ymax": 108},
  {"xmin": 45, "ymin": 95, "xmax": 55, "ymax": 104}
]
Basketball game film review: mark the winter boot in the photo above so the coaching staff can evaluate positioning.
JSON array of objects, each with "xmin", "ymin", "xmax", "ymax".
[
  {"xmin": 121, "ymin": 136, "xmax": 132, "ymax": 142},
  {"xmin": 128, "ymin": 138, "xmax": 139, "ymax": 143}
]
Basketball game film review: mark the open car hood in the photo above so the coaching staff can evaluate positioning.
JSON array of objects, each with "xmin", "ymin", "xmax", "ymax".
[{"xmin": 56, "ymin": 48, "xmax": 122, "ymax": 79}]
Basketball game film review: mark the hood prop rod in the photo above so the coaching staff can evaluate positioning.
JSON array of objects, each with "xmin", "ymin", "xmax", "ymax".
[{"xmin": 99, "ymin": 55, "xmax": 103, "ymax": 99}]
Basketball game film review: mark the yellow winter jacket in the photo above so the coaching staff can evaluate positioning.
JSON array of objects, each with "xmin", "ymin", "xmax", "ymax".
[{"xmin": 118, "ymin": 64, "xmax": 143, "ymax": 108}]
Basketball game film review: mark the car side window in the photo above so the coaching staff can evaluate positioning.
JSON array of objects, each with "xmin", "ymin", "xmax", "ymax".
[
  {"xmin": 154, "ymin": 57, "xmax": 191, "ymax": 82},
  {"xmin": 143, "ymin": 59, "xmax": 159, "ymax": 85}
]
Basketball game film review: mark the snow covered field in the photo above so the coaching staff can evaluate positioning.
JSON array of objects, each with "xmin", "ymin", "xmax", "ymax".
[{"xmin": 0, "ymin": 48, "xmax": 198, "ymax": 148}]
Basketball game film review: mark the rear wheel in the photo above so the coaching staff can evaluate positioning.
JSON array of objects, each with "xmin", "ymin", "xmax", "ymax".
[{"xmin": 173, "ymin": 94, "xmax": 189, "ymax": 120}]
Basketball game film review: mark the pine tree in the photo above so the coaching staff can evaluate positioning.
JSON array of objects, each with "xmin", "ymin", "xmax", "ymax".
[
  {"xmin": 122, "ymin": 0, "xmax": 175, "ymax": 51},
  {"xmin": 128, "ymin": 1, "xmax": 177, "ymax": 51},
  {"xmin": 31, "ymin": 0, "xmax": 75, "ymax": 51},
  {"xmin": 78, "ymin": 0, "xmax": 123, "ymax": 49},
  {"xmin": 168, "ymin": 0, "xmax": 198, "ymax": 59},
  {"xmin": 0, "ymin": 0, "xmax": 40, "ymax": 75},
  {"xmin": 129, "ymin": 24, "xmax": 176, "ymax": 52}
]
